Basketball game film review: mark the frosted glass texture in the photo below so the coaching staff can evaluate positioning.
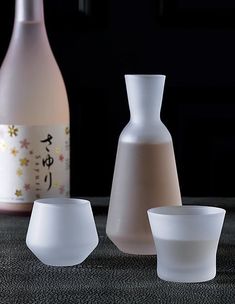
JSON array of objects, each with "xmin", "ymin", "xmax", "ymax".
[
  {"xmin": 148, "ymin": 206, "xmax": 226, "ymax": 282},
  {"xmin": 26, "ymin": 198, "xmax": 99, "ymax": 266},
  {"xmin": 106, "ymin": 75, "xmax": 181, "ymax": 255}
]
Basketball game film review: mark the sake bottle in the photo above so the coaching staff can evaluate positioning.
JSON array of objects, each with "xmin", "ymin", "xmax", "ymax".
[{"xmin": 0, "ymin": 0, "xmax": 70, "ymax": 214}]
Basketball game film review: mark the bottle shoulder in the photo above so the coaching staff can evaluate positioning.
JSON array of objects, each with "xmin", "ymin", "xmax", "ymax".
[
  {"xmin": 0, "ymin": 23, "xmax": 64, "ymax": 87},
  {"xmin": 119, "ymin": 121, "xmax": 172, "ymax": 144},
  {"xmin": 0, "ymin": 24, "xmax": 69, "ymax": 124}
]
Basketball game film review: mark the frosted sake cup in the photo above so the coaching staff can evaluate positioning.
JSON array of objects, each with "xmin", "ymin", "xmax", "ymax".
[
  {"xmin": 26, "ymin": 198, "xmax": 99, "ymax": 266},
  {"xmin": 147, "ymin": 206, "xmax": 226, "ymax": 283}
]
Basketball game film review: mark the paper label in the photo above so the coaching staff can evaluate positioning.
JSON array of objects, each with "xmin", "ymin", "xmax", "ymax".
[{"xmin": 0, "ymin": 124, "xmax": 70, "ymax": 203}]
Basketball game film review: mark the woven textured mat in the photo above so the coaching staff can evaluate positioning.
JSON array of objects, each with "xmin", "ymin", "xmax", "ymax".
[{"xmin": 0, "ymin": 198, "xmax": 234, "ymax": 304}]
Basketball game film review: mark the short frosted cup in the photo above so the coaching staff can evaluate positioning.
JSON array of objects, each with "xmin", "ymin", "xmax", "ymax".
[
  {"xmin": 148, "ymin": 206, "xmax": 226, "ymax": 282},
  {"xmin": 26, "ymin": 198, "xmax": 99, "ymax": 266}
]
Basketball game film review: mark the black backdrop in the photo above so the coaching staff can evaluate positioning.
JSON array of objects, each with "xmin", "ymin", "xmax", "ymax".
[{"xmin": 1, "ymin": 0, "xmax": 235, "ymax": 197}]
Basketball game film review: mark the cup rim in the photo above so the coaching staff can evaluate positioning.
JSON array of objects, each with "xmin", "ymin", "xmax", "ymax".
[
  {"xmin": 147, "ymin": 205, "xmax": 226, "ymax": 217},
  {"xmin": 125, "ymin": 74, "xmax": 166, "ymax": 79},
  {"xmin": 34, "ymin": 198, "xmax": 90, "ymax": 207}
]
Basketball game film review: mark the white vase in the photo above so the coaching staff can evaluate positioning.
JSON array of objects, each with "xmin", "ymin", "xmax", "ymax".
[{"xmin": 106, "ymin": 75, "xmax": 182, "ymax": 255}]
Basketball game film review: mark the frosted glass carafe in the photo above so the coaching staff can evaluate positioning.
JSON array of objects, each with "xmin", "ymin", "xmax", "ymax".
[
  {"xmin": 106, "ymin": 75, "xmax": 181, "ymax": 255},
  {"xmin": 0, "ymin": 0, "xmax": 70, "ymax": 214}
]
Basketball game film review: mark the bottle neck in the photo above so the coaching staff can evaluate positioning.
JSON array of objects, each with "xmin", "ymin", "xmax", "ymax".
[
  {"xmin": 15, "ymin": 0, "xmax": 44, "ymax": 23},
  {"xmin": 10, "ymin": 0, "xmax": 49, "ymax": 51}
]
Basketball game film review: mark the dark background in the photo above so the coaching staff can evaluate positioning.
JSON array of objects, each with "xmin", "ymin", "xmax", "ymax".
[{"xmin": 1, "ymin": 0, "xmax": 235, "ymax": 197}]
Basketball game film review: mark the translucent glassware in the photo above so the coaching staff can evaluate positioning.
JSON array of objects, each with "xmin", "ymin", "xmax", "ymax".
[
  {"xmin": 26, "ymin": 198, "xmax": 99, "ymax": 266},
  {"xmin": 106, "ymin": 75, "xmax": 181, "ymax": 255},
  {"xmin": 148, "ymin": 206, "xmax": 226, "ymax": 282}
]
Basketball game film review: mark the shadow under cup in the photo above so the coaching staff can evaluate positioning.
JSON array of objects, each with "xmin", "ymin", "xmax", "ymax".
[
  {"xmin": 26, "ymin": 198, "xmax": 99, "ymax": 266},
  {"xmin": 147, "ymin": 206, "xmax": 226, "ymax": 283}
]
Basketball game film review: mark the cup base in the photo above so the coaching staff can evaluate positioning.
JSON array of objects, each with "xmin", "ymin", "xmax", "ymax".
[
  {"xmin": 157, "ymin": 264, "xmax": 216, "ymax": 283},
  {"xmin": 27, "ymin": 242, "xmax": 98, "ymax": 267},
  {"xmin": 39, "ymin": 258, "xmax": 85, "ymax": 267}
]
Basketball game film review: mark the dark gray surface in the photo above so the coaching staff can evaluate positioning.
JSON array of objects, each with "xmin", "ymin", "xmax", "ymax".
[{"xmin": 0, "ymin": 198, "xmax": 234, "ymax": 304}]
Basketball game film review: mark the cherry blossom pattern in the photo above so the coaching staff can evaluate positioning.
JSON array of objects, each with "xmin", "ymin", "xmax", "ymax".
[
  {"xmin": 16, "ymin": 168, "xmax": 23, "ymax": 176},
  {"xmin": 55, "ymin": 147, "xmax": 61, "ymax": 155},
  {"xmin": 59, "ymin": 154, "xmax": 64, "ymax": 162},
  {"xmin": 15, "ymin": 189, "xmax": 22, "ymax": 197},
  {"xmin": 0, "ymin": 140, "xmax": 8, "ymax": 151},
  {"xmin": 11, "ymin": 148, "xmax": 19, "ymax": 157},
  {"xmin": 24, "ymin": 184, "xmax": 30, "ymax": 191},
  {"xmin": 20, "ymin": 138, "xmax": 30, "ymax": 149},
  {"xmin": 65, "ymin": 126, "xmax": 69, "ymax": 135},
  {"xmin": 53, "ymin": 181, "xmax": 60, "ymax": 188},
  {"xmin": 59, "ymin": 185, "xmax": 65, "ymax": 194},
  {"xmin": 20, "ymin": 158, "xmax": 29, "ymax": 166},
  {"xmin": 8, "ymin": 125, "xmax": 18, "ymax": 137}
]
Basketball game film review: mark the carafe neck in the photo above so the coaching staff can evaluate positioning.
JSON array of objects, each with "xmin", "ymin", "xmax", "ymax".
[{"xmin": 125, "ymin": 75, "xmax": 165, "ymax": 125}]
